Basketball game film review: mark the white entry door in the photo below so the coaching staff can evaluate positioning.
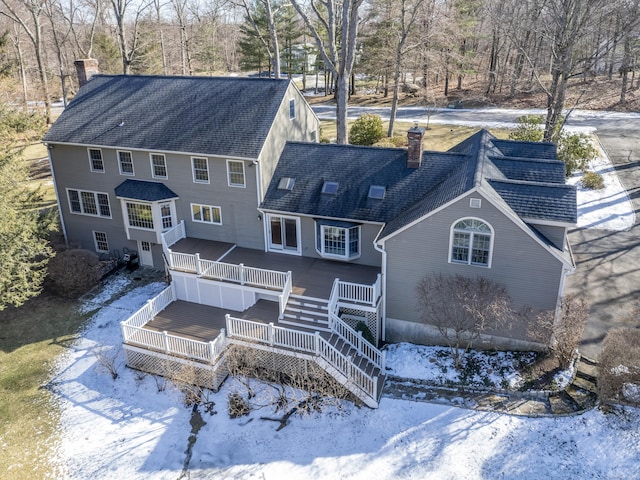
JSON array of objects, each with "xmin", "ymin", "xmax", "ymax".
[{"xmin": 138, "ymin": 241, "xmax": 154, "ymax": 267}]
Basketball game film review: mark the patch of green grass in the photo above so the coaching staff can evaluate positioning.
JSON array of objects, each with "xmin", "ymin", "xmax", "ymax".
[
  {"xmin": 0, "ymin": 294, "xmax": 90, "ymax": 479},
  {"xmin": 320, "ymin": 120, "xmax": 511, "ymax": 150}
]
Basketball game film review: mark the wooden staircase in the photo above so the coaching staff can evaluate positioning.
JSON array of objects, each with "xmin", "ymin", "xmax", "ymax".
[
  {"xmin": 272, "ymin": 294, "xmax": 385, "ymax": 407},
  {"xmin": 280, "ymin": 294, "xmax": 331, "ymax": 332}
]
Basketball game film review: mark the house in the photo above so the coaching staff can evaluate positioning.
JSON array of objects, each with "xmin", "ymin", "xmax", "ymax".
[{"xmin": 44, "ymin": 64, "xmax": 576, "ymax": 408}]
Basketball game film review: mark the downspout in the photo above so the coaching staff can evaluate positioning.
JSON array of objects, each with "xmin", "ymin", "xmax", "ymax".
[
  {"xmin": 373, "ymin": 227, "xmax": 387, "ymax": 342},
  {"xmin": 254, "ymin": 159, "xmax": 268, "ymax": 252},
  {"xmin": 46, "ymin": 144, "xmax": 68, "ymax": 243}
]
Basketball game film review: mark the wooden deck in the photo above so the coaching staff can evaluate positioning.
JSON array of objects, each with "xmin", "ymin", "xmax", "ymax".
[
  {"xmin": 171, "ymin": 238, "xmax": 381, "ymax": 299},
  {"xmin": 145, "ymin": 299, "xmax": 280, "ymax": 342}
]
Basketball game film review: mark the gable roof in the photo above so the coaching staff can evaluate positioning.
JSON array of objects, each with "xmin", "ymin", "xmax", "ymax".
[
  {"xmin": 261, "ymin": 129, "xmax": 577, "ymax": 243},
  {"xmin": 115, "ymin": 179, "xmax": 178, "ymax": 202},
  {"xmin": 43, "ymin": 75, "xmax": 293, "ymax": 158}
]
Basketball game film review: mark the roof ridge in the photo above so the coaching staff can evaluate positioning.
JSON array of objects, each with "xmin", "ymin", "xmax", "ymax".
[
  {"xmin": 492, "ymin": 137, "xmax": 556, "ymax": 147},
  {"xmin": 91, "ymin": 73, "xmax": 290, "ymax": 83},
  {"xmin": 488, "ymin": 178, "xmax": 575, "ymax": 189},
  {"xmin": 489, "ymin": 154, "xmax": 565, "ymax": 165}
]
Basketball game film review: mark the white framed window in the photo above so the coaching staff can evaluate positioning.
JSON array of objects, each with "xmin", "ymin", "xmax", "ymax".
[
  {"xmin": 160, "ymin": 202, "xmax": 173, "ymax": 229},
  {"xmin": 88, "ymin": 148, "xmax": 104, "ymax": 172},
  {"xmin": 150, "ymin": 153, "xmax": 167, "ymax": 179},
  {"xmin": 93, "ymin": 231, "xmax": 109, "ymax": 253},
  {"xmin": 191, "ymin": 203, "xmax": 222, "ymax": 225},
  {"xmin": 67, "ymin": 189, "xmax": 111, "ymax": 218},
  {"xmin": 126, "ymin": 202, "xmax": 154, "ymax": 229},
  {"xmin": 289, "ymin": 98, "xmax": 296, "ymax": 120},
  {"xmin": 316, "ymin": 222, "xmax": 360, "ymax": 260},
  {"xmin": 449, "ymin": 218, "xmax": 493, "ymax": 267},
  {"xmin": 226, "ymin": 160, "xmax": 245, "ymax": 187},
  {"xmin": 192, "ymin": 157, "xmax": 209, "ymax": 183},
  {"xmin": 118, "ymin": 151, "xmax": 134, "ymax": 176}
]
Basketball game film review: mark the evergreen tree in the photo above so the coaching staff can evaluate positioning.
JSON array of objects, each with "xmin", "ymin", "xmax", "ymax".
[{"xmin": 0, "ymin": 106, "xmax": 55, "ymax": 310}]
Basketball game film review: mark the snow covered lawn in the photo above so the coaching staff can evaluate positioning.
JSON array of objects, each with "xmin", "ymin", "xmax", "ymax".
[{"xmin": 50, "ymin": 276, "xmax": 640, "ymax": 479}]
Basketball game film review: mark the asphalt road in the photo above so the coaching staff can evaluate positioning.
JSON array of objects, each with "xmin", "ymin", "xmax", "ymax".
[{"xmin": 313, "ymin": 105, "xmax": 640, "ymax": 359}]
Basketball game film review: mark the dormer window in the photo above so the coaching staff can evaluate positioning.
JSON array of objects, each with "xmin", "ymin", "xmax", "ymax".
[
  {"xmin": 368, "ymin": 185, "xmax": 386, "ymax": 199},
  {"xmin": 322, "ymin": 181, "xmax": 339, "ymax": 195},
  {"xmin": 278, "ymin": 177, "xmax": 295, "ymax": 190}
]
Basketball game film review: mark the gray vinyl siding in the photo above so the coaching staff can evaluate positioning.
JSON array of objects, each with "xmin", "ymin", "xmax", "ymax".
[
  {"xmin": 298, "ymin": 216, "xmax": 383, "ymax": 267},
  {"xmin": 384, "ymin": 191, "xmax": 565, "ymax": 341},
  {"xmin": 258, "ymin": 84, "xmax": 319, "ymax": 199},
  {"xmin": 531, "ymin": 223, "xmax": 566, "ymax": 250},
  {"xmin": 50, "ymin": 143, "xmax": 264, "ymax": 254}
]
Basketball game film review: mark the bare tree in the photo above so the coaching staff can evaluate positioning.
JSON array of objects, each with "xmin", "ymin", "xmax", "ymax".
[
  {"xmin": 290, "ymin": 0, "xmax": 364, "ymax": 144},
  {"xmin": 1, "ymin": 0, "xmax": 53, "ymax": 122},
  {"xmin": 110, "ymin": 0, "xmax": 151, "ymax": 73},
  {"xmin": 385, "ymin": 0, "xmax": 425, "ymax": 137},
  {"xmin": 416, "ymin": 273, "xmax": 513, "ymax": 369}
]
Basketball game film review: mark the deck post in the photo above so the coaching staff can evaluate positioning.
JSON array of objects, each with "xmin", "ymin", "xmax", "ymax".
[
  {"xmin": 381, "ymin": 350, "xmax": 386, "ymax": 370},
  {"xmin": 162, "ymin": 331, "xmax": 170, "ymax": 353},
  {"xmin": 195, "ymin": 253, "xmax": 201, "ymax": 275},
  {"xmin": 224, "ymin": 314, "xmax": 231, "ymax": 335},
  {"xmin": 239, "ymin": 263, "xmax": 245, "ymax": 285},
  {"xmin": 167, "ymin": 248, "xmax": 173, "ymax": 269},
  {"xmin": 268, "ymin": 322, "xmax": 275, "ymax": 346},
  {"xmin": 357, "ymin": 330, "xmax": 363, "ymax": 355},
  {"xmin": 120, "ymin": 321, "xmax": 128, "ymax": 343},
  {"xmin": 314, "ymin": 331, "xmax": 320, "ymax": 355}
]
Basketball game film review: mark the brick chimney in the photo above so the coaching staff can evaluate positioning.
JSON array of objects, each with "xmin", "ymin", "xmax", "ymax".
[
  {"xmin": 74, "ymin": 59, "xmax": 99, "ymax": 88},
  {"xmin": 407, "ymin": 124, "xmax": 425, "ymax": 168}
]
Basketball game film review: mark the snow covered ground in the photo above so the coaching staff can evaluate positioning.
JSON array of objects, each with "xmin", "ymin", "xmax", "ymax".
[
  {"xmin": 48, "ymin": 128, "xmax": 638, "ymax": 478},
  {"xmin": 49, "ymin": 273, "xmax": 639, "ymax": 480}
]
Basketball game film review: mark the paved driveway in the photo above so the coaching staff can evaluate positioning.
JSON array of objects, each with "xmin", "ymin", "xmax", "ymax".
[{"xmin": 566, "ymin": 129, "xmax": 640, "ymax": 360}]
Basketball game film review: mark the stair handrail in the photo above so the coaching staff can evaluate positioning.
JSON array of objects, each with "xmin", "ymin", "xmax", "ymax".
[{"xmin": 328, "ymin": 312, "xmax": 385, "ymax": 370}]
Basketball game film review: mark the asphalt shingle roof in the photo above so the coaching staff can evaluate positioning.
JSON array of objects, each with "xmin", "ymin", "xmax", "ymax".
[
  {"xmin": 488, "ymin": 179, "xmax": 577, "ymax": 223},
  {"xmin": 43, "ymin": 75, "xmax": 292, "ymax": 158},
  {"xmin": 260, "ymin": 142, "xmax": 469, "ymax": 225},
  {"xmin": 261, "ymin": 129, "xmax": 577, "ymax": 240},
  {"xmin": 115, "ymin": 179, "xmax": 178, "ymax": 202}
]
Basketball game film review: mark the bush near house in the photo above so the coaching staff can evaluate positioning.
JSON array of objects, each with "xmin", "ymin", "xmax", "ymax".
[
  {"xmin": 599, "ymin": 328, "xmax": 640, "ymax": 407},
  {"xmin": 349, "ymin": 113, "xmax": 385, "ymax": 146},
  {"xmin": 582, "ymin": 171, "xmax": 605, "ymax": 190},
  {"xmin": 46, "ymin": 249, "xmax": 102, "ymax": 299}
]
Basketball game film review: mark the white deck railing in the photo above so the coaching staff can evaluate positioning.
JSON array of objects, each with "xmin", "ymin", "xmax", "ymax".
[
  {"xmin": 334, "ymin": 273, "xmax": 382, "ymax": 307},
  {"xmin": 162, "ymin": 221, "xmax": 186, "ymax": 248},
  {"xmin": 278, "ymin": 271, "xmax": 293, "ymax": 318},
  {"xmin": 225, "ymin": 315, "xmax": 378, "ymax": 402},
  {"xmin": 328, "ymin": 312, "xmax": 385, "ymax": 370}
]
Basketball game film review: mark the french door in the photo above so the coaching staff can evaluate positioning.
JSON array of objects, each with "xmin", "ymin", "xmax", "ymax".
[{"xmin": 268, "ymin": 215, "xmax": 300, "ymax": 254}]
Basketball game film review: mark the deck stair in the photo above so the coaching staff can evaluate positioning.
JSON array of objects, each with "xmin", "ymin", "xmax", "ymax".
[{"xmin": 280, "ymin": 295, "xmax": 331, "ymax": 332}]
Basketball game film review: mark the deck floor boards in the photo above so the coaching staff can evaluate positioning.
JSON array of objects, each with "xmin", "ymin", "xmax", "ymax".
[{"xmin": 145, "ymin": 299, "xmax": 280, "ymax": 342}]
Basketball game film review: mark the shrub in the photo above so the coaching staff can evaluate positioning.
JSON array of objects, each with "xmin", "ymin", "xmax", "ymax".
[
  {"xmin": 509, "ymin": 115, "xmax": 545, "ymax": 142},
  {"xmin": 46, "ymin": 249, "xmax": 101, "ymax": 299},
  {"xmin": 582, "ymin": 171, "xmax": 604, "ymax": 190},
  {"xmin": 349, "ymin": 113, "xmax": 384, "ymax": 146},
  {"xmin": 227, "ymin": 392, "xmax": 251, "ymax": 418},
  {"xmin": 551, "ymin": 295, "xmax": 589, "ymax": 369},
  {"xmin": 599, "ymin": 328, "xmax": 640, "ymax": 406},
  {"xmin": 557, "ymin": 132, "xmax": 597, "ymax": 176},
  {"xmin": 354, "ymin": 321, "xmax": 376, "ymax": 345}
]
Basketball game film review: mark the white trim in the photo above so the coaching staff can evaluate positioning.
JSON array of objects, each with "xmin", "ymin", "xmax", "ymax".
[
  {"xmin": 92, "ymin": 230, "xmax": 109, "ymax": 253},
  {"xmin": 266, "ymin": 214, "xmax": 301, "ymax": 255},
  {"xmin": 87, "ymin": 148, "xmax": 104, "ymax": 173},
  {"xmin": 522, "ymin": 217, "xmax": 576, "ymax": 227},
  {"xmin": 260, "ymin": 208, "xmax": 385, "ymax": 226},
  {"xmin": 66, "ymin": 188, "xmax": 112, "ymax": 218},
  {"xmin": 44, "ymin": 141, "xmax": 256, "ymax": 162},
  {"xmin": 448, "ymin": 217, "xmax": 494, "ymax": 268},
  {"xmin": 48, "ymin": 150, "xmax": 68, "ymax": 242},
  {"xmin": 226, "ymin": 159, "xmax": 246, "ymax": 188},
  {"xmin": 150, "ymin": 153, "xmax": 168, "ymax": 179},
  {"xmin": 190, "ymin": 203, "xmax": 222, "ymax": 225},
  {"xmin": 191, "ymin": 156, "xmax": 210, "ymax": 184},
  {"xmin": 117, "ymin": 150, "xmax": 135, "ymax": 176}
]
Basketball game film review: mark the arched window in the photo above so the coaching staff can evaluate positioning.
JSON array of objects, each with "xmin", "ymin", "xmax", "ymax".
[{"xmin": 450, "ymin": 218, "xmax": 493, "ymax": 267}]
